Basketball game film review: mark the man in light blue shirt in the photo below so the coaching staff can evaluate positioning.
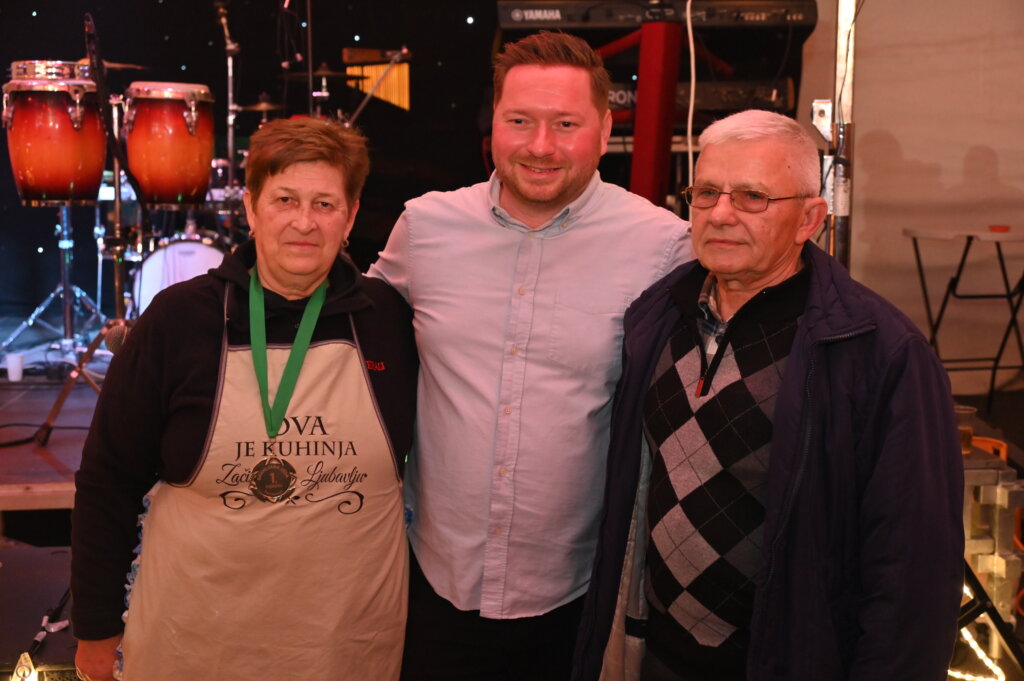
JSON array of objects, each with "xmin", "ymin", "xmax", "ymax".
[{"xmin": 368, "ymin": 31, "xmax": 691, "ymax": 680}]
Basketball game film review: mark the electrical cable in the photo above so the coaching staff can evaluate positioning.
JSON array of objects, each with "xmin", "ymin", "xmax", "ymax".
[
  {"xmin": 27, "ymin": 586, "xmax": 71, "ymax": 658},
  {"xmin": 0, "ymin": 423, "xmax": 88, "ymax": 449},
  {"xmin": 685, "ymin": 0, "xmax": 696, "ymax": 189},
  {"xmin": 821, "ymin": 0, "xmax": 868, "ymax": 196}
]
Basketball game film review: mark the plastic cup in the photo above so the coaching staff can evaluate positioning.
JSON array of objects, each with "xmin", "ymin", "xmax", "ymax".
[
  {"xmin": 954, "ymin": 404, "xmax": 978, "ymax": 454},
  {"xmin": 5, "ymin": 352, "xmax": 24, "ymax": 382}
]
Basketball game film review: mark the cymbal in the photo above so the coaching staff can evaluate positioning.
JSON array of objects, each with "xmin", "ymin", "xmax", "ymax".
[
  {"xmin": 77, "ymin": 57, "xmax": 147, "ymax": 70},
  {"xmin": 240, "ymin": 101, "xmax": 282, "ymax": 112},
  {"xmin": 285, "ymin": 68, "xmax": 367, "ymax": 81}
]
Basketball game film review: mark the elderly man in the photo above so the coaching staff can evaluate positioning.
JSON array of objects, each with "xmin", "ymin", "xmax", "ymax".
[
  {"xmin": 369, "ymin": 31, "xmax": 690, "ymax": 680},
  {"xmin": 573, "ymin": 109, "xmax": 964, "ymax": 681}
]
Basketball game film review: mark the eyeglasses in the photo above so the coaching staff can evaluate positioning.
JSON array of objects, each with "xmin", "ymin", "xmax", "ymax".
[{"xmin": 681, "ymin": 185, "xmax": 806, "ymax": 213}]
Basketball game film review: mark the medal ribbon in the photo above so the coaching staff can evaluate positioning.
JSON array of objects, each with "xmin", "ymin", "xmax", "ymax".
[{"xmin": 249, "ymin": 268, "xmax": 327, "ymax": 439}]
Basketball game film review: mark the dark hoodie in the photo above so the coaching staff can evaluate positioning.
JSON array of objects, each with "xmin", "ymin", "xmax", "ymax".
[{"xmin": 71, "ymin": 240, "xmax": 418, "ymax": 640}]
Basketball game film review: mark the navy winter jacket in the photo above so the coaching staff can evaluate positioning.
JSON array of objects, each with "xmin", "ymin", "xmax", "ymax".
[{"xmin": 573, "ymin": 243, "xmax": 964, "ymax": 681}]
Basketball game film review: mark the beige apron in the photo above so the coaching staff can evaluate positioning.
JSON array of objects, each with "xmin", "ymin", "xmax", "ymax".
[{"xmin": 121, "ymin": 334, "xmax": 407, "ymax": 680}]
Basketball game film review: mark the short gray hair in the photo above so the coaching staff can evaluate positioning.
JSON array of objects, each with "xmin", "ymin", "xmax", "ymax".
[{"xmin": 698, "ymin": 110, "xmax": 821, "ymax": 196}]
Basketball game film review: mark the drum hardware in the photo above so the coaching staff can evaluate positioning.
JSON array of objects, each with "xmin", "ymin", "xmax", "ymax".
[
  {"xmin": 207, "ymin": 157, "xmax": 244, "ymax": 207},
  {"xmin": 284, "ymin": 65, "xmax": 369, "ymax": 80},
  {"xmin": 241, "ymin": 94, "xmax": 281, "ymax": 125},
  {"xmin": 303, "ymin": 0, "xmax": 314, "ymax": 115},
  {"xmin": 31, "ymin": 14, "xmax": 152, "ymax": 446},
  {"xmin": 311, "ymin": 66, "xmax": 334, "ymax": 118},
  {"xmin": 76, "ymin": 57, "xmax": 147, "ymax": 71},
  {"xmin": 240, "ymin": 100, "xmax": 282, "ymax": 111},
  {"xmin": 0, "ymin": 204, "xmax": 106, "ymax": 357},
  {"xmin": 281, "ymin": 65, "xmax": 371, "ymax": 119},
  {"xmin": 284, "ymin": 65, "xmax": 369, "ymax": 118},
  {"xmin": 216, "ymin": 1, "xmax": 241, "ymax": 197},
  {"xmin": 93, "ymin": 204, "xmax": 107, "ymax": 313},
  {"xmin": 124, "ymin": 82, "xmax": 210, "ymax": 137}
]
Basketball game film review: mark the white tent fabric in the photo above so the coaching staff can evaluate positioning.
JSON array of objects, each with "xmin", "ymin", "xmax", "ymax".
[{"xmin": 798, "ymin": 0, "xmax": 1024, "ymax": 393}]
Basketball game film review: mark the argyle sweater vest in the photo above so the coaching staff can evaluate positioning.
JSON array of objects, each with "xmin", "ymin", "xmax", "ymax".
[{"xmin": 642, "ymin": 266, "xmax": 809, "ymax": 679}]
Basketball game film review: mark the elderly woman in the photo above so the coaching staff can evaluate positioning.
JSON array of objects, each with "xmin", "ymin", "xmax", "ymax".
[{"xmin": 71, "ymin": 118, "xmax": 417, "ymax": 680}]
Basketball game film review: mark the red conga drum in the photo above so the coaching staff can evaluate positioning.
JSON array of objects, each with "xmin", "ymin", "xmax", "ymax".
[
  {"xmin": 2, "ymin": 60, "xmax": 106, "ymax": 205},
  {"xmin": 124, "ymin": 82, "xmax": 214, "ymax": 207}
]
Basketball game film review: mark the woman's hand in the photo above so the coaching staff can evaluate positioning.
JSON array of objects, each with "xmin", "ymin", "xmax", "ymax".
[{"xmin": 75, "ymin": 634, "xmax": 122, "ymax": 681}]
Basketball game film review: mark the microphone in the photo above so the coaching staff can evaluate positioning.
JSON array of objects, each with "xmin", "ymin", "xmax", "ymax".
[{"xmin": 105, "ymin": 323, "xmax": 131, "ymax": 355}]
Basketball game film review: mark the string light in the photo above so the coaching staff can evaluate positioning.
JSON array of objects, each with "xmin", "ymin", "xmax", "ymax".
[
  {"xmin": 948, "ymin": 586, "xmax": 1007, "ymax": 681},
  {"xmin": 11, "ymin": 652, "xmax": 38, "ymax": 681}
]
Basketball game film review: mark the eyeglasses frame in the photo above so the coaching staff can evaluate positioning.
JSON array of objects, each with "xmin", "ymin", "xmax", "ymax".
[{"xmin": 681, "ymin": 185, "xmax": 810, "ymax": 214}]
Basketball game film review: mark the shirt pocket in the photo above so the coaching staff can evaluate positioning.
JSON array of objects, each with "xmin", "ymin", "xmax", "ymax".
[{"xmin": 547, "ymin": 290, "xmax": 629, "ymax": 374}]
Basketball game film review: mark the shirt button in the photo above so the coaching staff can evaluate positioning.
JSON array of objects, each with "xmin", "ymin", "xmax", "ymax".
[
  {"xmin": 493, "ymin": 527, "xmax": 503, "ymax": 536},
  {"xmin": 498, "ymin": 467, "xmax": 508, "ymax": 477},
  {"xmin": 518, "ymin": 287, "xmax": 527, "ymax": 295},
  {"xmin": 510, "ymin": 345, "xmax": 518, "ymax": 355},
  {"xmin": 503, "ymin": 407, "xmax": 513, "ymax": 415}
]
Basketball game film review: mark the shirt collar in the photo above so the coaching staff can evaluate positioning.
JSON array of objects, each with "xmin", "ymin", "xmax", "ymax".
[
  {"xmin": 697, "ymin": 272, "xmax": 724, "ymax": 323},
  {"xmin": 673, "ymin": 254, "xmax": 812, "ymax": 324},
  {"xmin": 487, "ymin": 170, "xmax": 602, "ymax": 235}
]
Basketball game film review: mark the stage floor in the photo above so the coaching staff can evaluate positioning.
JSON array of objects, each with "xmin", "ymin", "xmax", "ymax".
[{"xmin": 2, "ymin": 314, "xmax": 1024, "ymax": 523}]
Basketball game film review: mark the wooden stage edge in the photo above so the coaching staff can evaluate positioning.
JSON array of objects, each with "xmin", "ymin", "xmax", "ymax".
[
  {"xmin": 0, "ymin": 481, "xmax": 75, "ymax": 511},
  {"xmin": 0, "ymin": 376, "xmax": 97, "ymax": 524}
]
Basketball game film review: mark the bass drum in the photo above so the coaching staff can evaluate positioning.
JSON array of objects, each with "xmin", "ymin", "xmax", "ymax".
[{"xmin": 130, "ymin": 235, "xmax": 226, "ymax": 316}]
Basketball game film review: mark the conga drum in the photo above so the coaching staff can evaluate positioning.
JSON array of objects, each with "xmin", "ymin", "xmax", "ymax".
[
  {"xmin": 2, "ymin": 60, "xmax": 106, "ymax": 205},
  {"xmin": 124, "ymin": 82, "xmax": 214, "ymax": 207}
]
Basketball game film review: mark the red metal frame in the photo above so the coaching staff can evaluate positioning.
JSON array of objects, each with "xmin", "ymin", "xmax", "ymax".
[
  {"xmin": 595, "ymin": 22, "xmax": 683, "ymax": 206},
  {"xmin": 629, "ymin": 21, "xmax": 682, "ymax": 205}
]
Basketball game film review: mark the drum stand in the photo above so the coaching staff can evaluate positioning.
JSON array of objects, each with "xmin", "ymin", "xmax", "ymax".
[
  {"xmin": 34, "ymin": 97, "xmax": 133, "ymax": 446},
  {"xmin": 0, "ymin": 203, "xmax": 106, "ymax": 356}
]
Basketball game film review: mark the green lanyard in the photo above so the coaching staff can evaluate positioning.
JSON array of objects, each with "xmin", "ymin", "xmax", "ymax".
[{"xmin": 249, "ymin": 268, "xmax": 328, "ymax": 439}]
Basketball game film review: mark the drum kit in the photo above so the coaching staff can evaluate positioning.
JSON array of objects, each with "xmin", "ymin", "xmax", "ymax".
[
  {"xmin": 1, "ymin": 5, "xmax": 274, "ymax": 365},
  {"xmin": 1, "ymin": 63, "xmax": 232, "ymax": 355},
  {"xmin": 0, "ymin": 11, "xmax": 252, "ymax": 444},
  {"xmin": 0, "ymin": 9, "xmax": 411, "ymax": 444}
]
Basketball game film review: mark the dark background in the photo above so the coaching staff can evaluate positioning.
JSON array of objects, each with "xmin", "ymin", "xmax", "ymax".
[
  {"xmin": 0, "ymin": 0, "xmax": 810, "ymax": 318},
  {"xmin": 0, "ymin": 0, "xmax": 502, "ymax": 317}
]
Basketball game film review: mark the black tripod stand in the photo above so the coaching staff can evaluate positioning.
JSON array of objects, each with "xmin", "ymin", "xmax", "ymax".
[{"xmin": 0, "ymin": 203, "xmax": 106, "ymax": 357}]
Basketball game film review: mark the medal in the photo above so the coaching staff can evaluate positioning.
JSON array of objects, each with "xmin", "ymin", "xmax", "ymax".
[
  {"xmin": 248, "ymin": 267, "xmax": 327, "ymax": 503},
  {"xmin": 249, "ymin": 457, "xmax": 298, "ymax": 503}
]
